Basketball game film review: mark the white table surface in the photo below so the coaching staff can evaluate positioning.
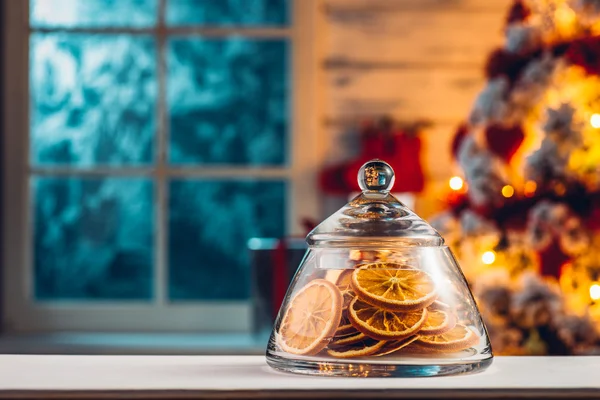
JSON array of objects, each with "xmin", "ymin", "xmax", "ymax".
[{"xmin": 0, "ymin": 355, "xmax": 599, "ymax": 399}]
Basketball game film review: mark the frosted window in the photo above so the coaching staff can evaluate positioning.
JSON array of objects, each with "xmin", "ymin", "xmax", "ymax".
[
  {"xmin": 167, "ymin": 0, "xmax": 289, "ymax": 26},
  {"xmin": 30, "ymin": 34, "xmax": 157, "ymax": 166},
  {"xmin": 28, "ymin": 1, "xmax": 290, "ymax": 305},
  {"xmin": 33, "ymin": 178, "xmax": 154, "ymax": 300},
  {"xmin": 30, "ymin": 0, "xmax": 157, "ymax": 27},
  {"xmin": 168, "ymin": 38, "xmax": 288, "ymax": 165},
  {"xmin": 168, "ymin": 180, "xmax": 286, "ymax": 300}
]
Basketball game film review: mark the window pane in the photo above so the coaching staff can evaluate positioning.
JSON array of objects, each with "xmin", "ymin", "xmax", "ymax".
[
  {"xmin": 168, "ymin": 38, "xmax": 288, "ymax": 165},
  {"xmin": 167, "ymin": 0, "xmax": 289, "ymax": 26},
  {"xmin": 30, "ymin": 34, "xmax": 157, "ymax": 167},
  {"xmin": 168, "ymin": 180, "xmax": 286, "ymax": 300},
  {"xmin": 33, "ymin": 177, "xmax": 154, "ymax": 300},
  {"xmin": 30, "ymin": 0, "xmax": 157, "ymax": 28}
]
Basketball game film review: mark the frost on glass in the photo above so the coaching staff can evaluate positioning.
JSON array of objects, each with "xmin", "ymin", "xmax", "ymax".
[
  {"xmin": 34, "ymin": 177, "xmax": 154, "ymax": 300},
  {"xmin": 30, "ymin": 0, "xmax": 157, "ymax": 27},
  {"xmin": 168, "ymin": 38, "xmax": 288, "ymax": 165},
  {"xmin": 168, "ymin": 180, "xmax": 286, "ymax": 300},
  {"xmin": 30, "ymin": 34, "xmax": 157, "ymax": 166},
  {"xmin": 167, "ymin": 0, "xmax": 288, "ymax": 26}
]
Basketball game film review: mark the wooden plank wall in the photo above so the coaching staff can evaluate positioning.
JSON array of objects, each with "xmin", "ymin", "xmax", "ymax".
[{"xmin": 319, "ymin": 0, "xmax": 508, "ymax": 216}]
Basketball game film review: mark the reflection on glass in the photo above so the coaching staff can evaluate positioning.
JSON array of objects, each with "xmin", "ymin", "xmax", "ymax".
[
  {"xmin": 168, "ymin": 179, "xmax": 286, "ymax": 300},
  {"xmin": 30, "ymin": 34, "xmax": 157, "ymax": 166},
  {"xmin": 30, "ymin": 0, "xmax": 157, "ymax": 27},
  {"xmin": 33, "ymin": 177, "xmax": 154, "ymax": 300},
  {"xmin": 168, "ymin": 38, "xmax": 288, "ymax": 165},
  {"xmin": 167, "ymin": 0, "xmax": 289, "ymax": 26}
]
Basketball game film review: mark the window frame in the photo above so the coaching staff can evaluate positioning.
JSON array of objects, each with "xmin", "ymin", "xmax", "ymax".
[{"xmin": 2, "ymin": 0, "xmax": 321, "ymax": 333}]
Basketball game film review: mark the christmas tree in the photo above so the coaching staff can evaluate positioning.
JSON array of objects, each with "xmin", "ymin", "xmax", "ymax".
[{"xmin": 432, "ymin": 0, "xmax": 600, "ymax": 355}]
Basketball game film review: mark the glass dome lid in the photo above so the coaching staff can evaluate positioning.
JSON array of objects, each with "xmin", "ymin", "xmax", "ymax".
[
  {"xmin": 266, "ymin": 159, "xmax": 493, "ymax": 377},
  {"xmin": 307, "ymin": 160, "xmax": 443, "ymax": 247}
]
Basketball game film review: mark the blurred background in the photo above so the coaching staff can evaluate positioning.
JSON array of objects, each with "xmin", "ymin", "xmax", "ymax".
[{"xmin": 4, "ymin": 0, "xmax": 600, "ymax": 356}]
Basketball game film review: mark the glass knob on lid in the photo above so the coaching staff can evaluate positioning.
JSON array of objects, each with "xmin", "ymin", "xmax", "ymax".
[
  {"xmin": 358, "ymin": 159, "xmax": 395, "ymax": 193},
  {"xmin": 306, "ymin": 158, "xmax": 443, "ymax": 246}
]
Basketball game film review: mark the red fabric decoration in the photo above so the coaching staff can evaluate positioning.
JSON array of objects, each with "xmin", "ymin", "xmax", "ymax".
[
  {"xmin": 451, "ymin": 123, "xmax": 469, "ymax": 159},
  {"xmin": 319, "ymin": 120, "xmax": 425, "ymax": 195},
  {"xmin": 392, "ymin": 134, "xmax": 425, "ymax": 193},
  {"xmin": 318, "ymin": 164, "xmax": 349, "ymax": 195},
  {"xmin": 485, "ymin": 124, "xmax": 525, "ymax": 162},
  {"xmin": 566, "ymin": 36, "xmax": 600, "ymax": 76},
  {"xmin": 506, "ymin": 0, "xmax": 531, "ymax": 25},
  {"xmin": 360, "ymin": 121, "xmax": 388, "ymax": 157}
]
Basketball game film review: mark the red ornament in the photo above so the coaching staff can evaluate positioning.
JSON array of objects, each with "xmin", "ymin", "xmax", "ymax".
[
  {"xmin": 585, "ymin": 206, "xmax": 600, "ymax": 231},
  {"xmin": 506, "ymin": 0, "xmax": 531, "ymax": 25},
  {"xmin": 566, "ymin": 35, "xmax": 600, "ymax": 76},
  {"xmin": 485, "ymin": 124, "xmax": 525, "ymax": 162},
  {"xmin": 538, "ymin": 239, "xmax": 571, "ymax": 279}
]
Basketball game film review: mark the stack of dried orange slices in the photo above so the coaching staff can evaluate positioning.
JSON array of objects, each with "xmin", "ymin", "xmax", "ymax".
[{"xmin": 277, "ymin": 262, "xmax": 480, "ymax": 358}]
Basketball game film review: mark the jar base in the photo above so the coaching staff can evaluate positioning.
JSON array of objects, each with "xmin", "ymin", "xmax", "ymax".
[{"xmin": 266, "ymin": 353, "xmax": 493, "ymax": 378}]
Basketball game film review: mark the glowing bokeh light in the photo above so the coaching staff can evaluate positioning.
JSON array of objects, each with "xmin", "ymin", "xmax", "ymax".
[
  {"xmin": 482, "ymin": 251, "xmax": 496, "ymax": 265},
  {"xmin": 449, "ymin": 176, "xmax": 464, "ymax": 191},
  {"xmin": 524, "ymin": 180, "xmax": 537, "ymax": 197},
  {"xmin": 590, "ymin": 284, "xmax": 600, "ymax": 301},
  {"xmin": 591, "ymin": 114, "xmax": 600, "ymax": 129},
  {"xmin": 501, "ymin": 185, "xmax": 515, "ymax": 198}
]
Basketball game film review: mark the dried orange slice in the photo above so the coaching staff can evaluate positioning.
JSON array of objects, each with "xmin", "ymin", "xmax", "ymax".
[
  {"xmin": 348, "ymin": 298, "xmax": 427, "ymax": 341},
  {"xmin": 278, "ymin": 279, "xmax": 342, "ymax": 355},
  {"xmin": 335, "ymin": 323, "xmax": 356, "ymax": 337},
  {"xmin": 374, "ymin": 336, "xmax": 419, "ymax": 357},
  {"xmin": 351, "ymin": 263, "xmax": 437, "ymax": 311},
  {"xmin": 336, "ymin": 270, "xmax": 355, "ymax": 309},
  {"xmin": 330, "ymin": 332, "xmax": 366, "ymax": 347},
  {"xmin": 326, "ymin": 337, "xmax": 386, "ymax": 358},
  {"xmin": 419, "ymin": 308, "xmax": 456, "ymax": 336},
  {"xmin": 334, "ymin": 314, "xmax": 357, "ymax": 337},
  {"xmin": 391, "ymin": 342, "xmax": 432, "ymax": 355},
  {"xmin": 417, "ymin": 324, "xmax": 480, "ymax": 352}
]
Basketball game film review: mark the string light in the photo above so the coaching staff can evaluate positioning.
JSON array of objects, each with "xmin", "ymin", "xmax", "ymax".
[
  {"xmin": 482, "ymin": 251, "xmax": 496, "ymax": 265},
  {"xmin": 591, "ymin": 114, "xmax": 600, "ymax": 129},
  {"xmin": 524, "ymin": 180, "xmax": 537, "ymax": 197},
  {"xmin": 590, "ymin": 284, "xmax": 600, "ymax": 301},
  {"xmin": 501, "ymin": 185, "xmax": 515, "ymax": 198},
  {"xmin": 554, "ymin": 182, "xmax": 566, "ymax": 196},
  {"xmin": 449, "ymin": 176, "xmax": 464, "ymax": 191}
]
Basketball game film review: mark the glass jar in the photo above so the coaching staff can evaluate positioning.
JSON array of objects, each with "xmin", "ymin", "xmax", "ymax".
[{"xmin": 266, "ymin": 160, "xmax": 493, "ymax": 377}]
